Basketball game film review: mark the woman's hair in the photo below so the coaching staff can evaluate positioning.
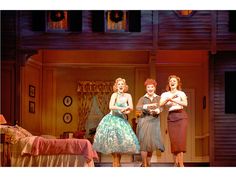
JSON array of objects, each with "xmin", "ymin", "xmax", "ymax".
[
  {"xmin": 144, "ymin": 78, "xmax": 157, "ymax": 87},
  {"xmin": 113, "ymin": 77, "xmax": 129, "ymax": 92},
  {"xmin": 166, "ymin": 75, "xmax": 182, "ymax": 91}
]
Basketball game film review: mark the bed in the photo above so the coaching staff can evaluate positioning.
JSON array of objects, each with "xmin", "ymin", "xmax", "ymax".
[{"xmin": 0, "ymin": 125, "xmax": 98, "ymax": 167}]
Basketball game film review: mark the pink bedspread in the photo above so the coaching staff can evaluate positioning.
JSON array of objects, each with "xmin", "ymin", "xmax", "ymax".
[{"xmin": 31, "ymin": 137, "xmax": 98, "ymax": 161}]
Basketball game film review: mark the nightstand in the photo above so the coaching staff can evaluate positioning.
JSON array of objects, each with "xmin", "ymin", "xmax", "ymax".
[{"xmin": 0, "ymin": 133, "xmax": 10, "ymax": 166}]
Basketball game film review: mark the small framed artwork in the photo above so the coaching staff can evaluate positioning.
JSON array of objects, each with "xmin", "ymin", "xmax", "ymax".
[
  {"xmin": 63, "ymin": 113, "xmax": 72, "ymax": 124},
  {"xmin": 46, "ymin": 11, "xmax": 68, "ymax": 32},
  {"xmin": 29, "ymin": 85, "xmax": 35, "ymax": 98},
  {"xmin": 29, "ymin": 101, "xmax": 35, "ymax": 113},
  {"xmin": 63, "ymin": 96, "xmax": 72, "ymax": 107}
]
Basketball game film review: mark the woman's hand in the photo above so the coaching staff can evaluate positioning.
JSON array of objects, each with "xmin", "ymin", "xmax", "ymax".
[
  {"xmin": 149, "ymin": 108, "xmax": 160, "ymax": 115},
  {"xmin": 147, "ymin": 103, "xmax": 158, "ymax": 110},
  {"xmin": 121, "ymin": 106, "xmax": 131, "ymax": 114}
]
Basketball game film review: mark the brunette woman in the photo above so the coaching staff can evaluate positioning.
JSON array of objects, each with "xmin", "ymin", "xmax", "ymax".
[{"xmin": 160, "ymin": 75, "xmax": 188, "ymax": 167}]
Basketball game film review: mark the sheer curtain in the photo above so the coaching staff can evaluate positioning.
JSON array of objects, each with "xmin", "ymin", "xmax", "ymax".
[{"xmin": 77, "ymin": 81, "xmax": 113, "ymax": 131}]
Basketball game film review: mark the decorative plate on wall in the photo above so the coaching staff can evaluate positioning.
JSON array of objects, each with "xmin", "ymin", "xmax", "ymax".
[
  {"xmin": 63, "ymin": 96, "xmax": 72, "ymax": 107},
  {"xmin": 63, "ymin": 113, "xmax": 72, "ymax": 124}
]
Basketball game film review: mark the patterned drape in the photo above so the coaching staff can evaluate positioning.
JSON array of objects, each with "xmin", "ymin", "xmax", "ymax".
[
  {"xmin": 96, "ymin": 92, "xmax": 111, "ymax": 115},
  {"xmin": 77, "ymin": 81, "xmax": 113, "ymax": 130}
]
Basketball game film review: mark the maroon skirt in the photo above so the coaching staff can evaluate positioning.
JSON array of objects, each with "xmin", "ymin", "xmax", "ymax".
[{"xmin": 167, "ymin": 109, "xmax": 188, "ymax": 154}]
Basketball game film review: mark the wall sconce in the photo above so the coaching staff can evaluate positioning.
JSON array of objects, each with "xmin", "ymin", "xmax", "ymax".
[{"xmin": 175, "ymin": 10, "xmax": 195, "ymax": 17}]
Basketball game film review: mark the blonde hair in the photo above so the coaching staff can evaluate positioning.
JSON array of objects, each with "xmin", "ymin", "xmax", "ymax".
[
  {"xmin": 166, "ymin": 75, "xmax": 182, "ymax": 91},
  {"xmin": 113, "ymin": 77, "xmax": 129, "ymax": 92}
]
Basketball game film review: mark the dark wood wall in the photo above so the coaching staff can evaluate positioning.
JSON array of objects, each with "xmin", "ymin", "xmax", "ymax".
[
  {"xmin": 210, "ymin": 52, "xmax": 236, "ymax": 166},
  {"xmin": 14, "ymin": 10, "xmax": 236, "ymax": 51}
]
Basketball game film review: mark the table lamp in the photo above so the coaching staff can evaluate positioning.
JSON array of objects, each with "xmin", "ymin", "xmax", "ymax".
[{"xmin": 0, "ymin": 114, "xmax": 7, "ymax": 124}]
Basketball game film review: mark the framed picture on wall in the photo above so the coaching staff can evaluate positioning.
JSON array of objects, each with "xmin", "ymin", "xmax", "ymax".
[
  {"xmin": 29, "ymin": 85, "xmax": 35, "ymax": 98},
  {"xmin": 29, "ymin": 101, "xmax": 35, "ymax": 113},
  {"xmin": 63, "ymin": 96, "xmax": 72, "ymax": 107},
  {"xmin": 63, "ymin": 113, "xmax": 72, "ymax": 124}
]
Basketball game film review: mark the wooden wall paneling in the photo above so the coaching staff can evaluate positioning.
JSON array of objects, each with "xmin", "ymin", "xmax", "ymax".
[
  {"xmin": 82, "ymin": 11, "xmax": 92, "ymax": 32},
  {"xmin": 134, "ymin": 67, "xmax": 149, "ymax": 112},
  {"xmin": 217, "ymin": 11, "xmax": 236, "ymax": 51},
  {"xmin": 152, "ymin": 11, "xmax": 158, "ymax": 50},
  {"xmin": 20, "ymin": 58, "xmax": 42, "ymax": 135},
  {"xmin": 42, "ymin": 68, "xmax": 57, "ymax": 135},
  {"xmin": 211, "ymin": 52, "xmax": 236, "ymax": 166},
  {"xmin": 158, "ymin": 11, "xmax": 212, "ymax": 50},
  {"xmin": 211, "ymin": 11, "xmax": 217, "ymax": 54},
  {"xmin": 4, "ymin": 10, "xmax": 236, "ymax": 52},
  {"xmin": 19, "ymin": 11, "xmax": 154, "ymax": 50}
]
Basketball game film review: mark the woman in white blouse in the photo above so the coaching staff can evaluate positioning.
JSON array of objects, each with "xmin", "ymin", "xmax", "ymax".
[{"xmin": 160, "ymin": 75, "xmax": 188, "ymax": 167}]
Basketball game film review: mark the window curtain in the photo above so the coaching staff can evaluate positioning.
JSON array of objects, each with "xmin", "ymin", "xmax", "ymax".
[{"xmin": 77, "ymin": 81, "xmax": 113, "ymax": 130}]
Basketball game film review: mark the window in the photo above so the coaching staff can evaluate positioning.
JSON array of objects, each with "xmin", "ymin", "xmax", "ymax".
[
  {"xmin": 105, "ymin": 10, "xmax": 128, "ymax": 32},
  {"xmin": 92, "ymin": 10, "xmax": 141, "ymax": 32},
  {"xmin": 225, "ymin": 71, "xmax": 236, "ymax": 113},
  {"xmin": 46, "ymin": 11, "xmax": 68, "ymax": 32},
  {"xmin": 229, "ymin": 10, "xmax": 236, "ymax": 32}
]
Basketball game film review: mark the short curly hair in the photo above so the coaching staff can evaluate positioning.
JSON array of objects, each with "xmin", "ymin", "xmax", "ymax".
[
  {"xmin": 113, "ymin": 77, "xmax": 129, "ymax": 92},
  {"xmin": 144, "ymin": 78, "xmax": 157, "ymax": 87}
]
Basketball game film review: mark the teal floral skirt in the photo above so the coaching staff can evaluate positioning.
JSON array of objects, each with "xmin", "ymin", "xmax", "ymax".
[{"xmin": 93, "ymin": 113, "xmax": 140, "ymax": 154}]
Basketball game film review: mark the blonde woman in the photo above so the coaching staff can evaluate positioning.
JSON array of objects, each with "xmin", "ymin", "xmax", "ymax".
[
  {"xmin": 160, "ymin": 75, "xmax": 188, "ymax": 167},
  {"xmin": 93, "ymin": 78, "xmax": 140, "ymax": 167}
]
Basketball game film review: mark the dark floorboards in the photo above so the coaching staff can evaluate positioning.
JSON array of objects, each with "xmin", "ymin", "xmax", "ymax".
[{"xmin": 95, "ymin": 162, "xmax": 210, "ymax": 167}]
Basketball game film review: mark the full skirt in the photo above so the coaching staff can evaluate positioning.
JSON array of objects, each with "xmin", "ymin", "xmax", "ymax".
[
  {"xmin": 136, "ymin": 116, "xmax": 165, "ymax": 152},
  {"xmin": 93, "ymin": 113, "xmax": 140, "ymax": 154}
]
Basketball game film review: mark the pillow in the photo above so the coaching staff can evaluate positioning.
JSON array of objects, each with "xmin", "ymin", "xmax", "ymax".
[
  {"xmin": 40, "ymin": 134, "xmax": 57, "ymax": 139},
  {"xmin": 15, "ymin": 124, "xmax": 33, "ymax": 137},
  {"xmin": 0, "ymin": 125, "xmax": 26, "ymax": 144}
]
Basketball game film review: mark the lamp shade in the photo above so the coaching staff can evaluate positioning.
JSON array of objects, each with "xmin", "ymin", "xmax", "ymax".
[{"xmin": 0, "ymin": 114, "xmax": 7, "ymax": 124}]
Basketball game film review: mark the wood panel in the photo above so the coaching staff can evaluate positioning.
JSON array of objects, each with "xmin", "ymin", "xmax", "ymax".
[
  {"xmin": 158, "ymin": 11, "xmax": 212, "ymax": 50},
  {"xmin": 2, "ymin": 10, "xmax": 236, "ymax": 53},
  {"xmin": 210, "ymin": 52, "xmax": 236, "ymax": 166},
  {"xmin": 5, "ymin": 10, "xmax": 233, "ymax": 52},
  {"xmin": 19, "ymin": 11, "xmax": 153, "ymax": 50},
  {"xmin": 20, "ymin": 58, "xmax": 42, "ymax": 135},
  {"xmin": 217, "ymin": 11, "xmax": 236, "ymax": 51}
]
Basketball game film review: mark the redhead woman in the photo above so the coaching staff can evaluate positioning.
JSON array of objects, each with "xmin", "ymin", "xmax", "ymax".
[
  {"xmin": 136, "ymin": 78, "xmax": 165, "ymax": 167},
  {"xmin": 160, "ymin": 75, "xmax": 188, "ymax": 167},
  {"xmin": 93, "ymin": 78, "xmax": 140, "ymax": 167}
]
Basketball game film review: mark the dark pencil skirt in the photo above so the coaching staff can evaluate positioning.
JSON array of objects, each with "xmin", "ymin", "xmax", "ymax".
[{"xmin": 167, "ymin": 109, "xmax": 188, "ymax": 154}]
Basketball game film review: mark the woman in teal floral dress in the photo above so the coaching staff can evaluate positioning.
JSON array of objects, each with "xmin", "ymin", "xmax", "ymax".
[{"xmin": 93, "ymin": 78, "xmax": 140, "ymax": 167}]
